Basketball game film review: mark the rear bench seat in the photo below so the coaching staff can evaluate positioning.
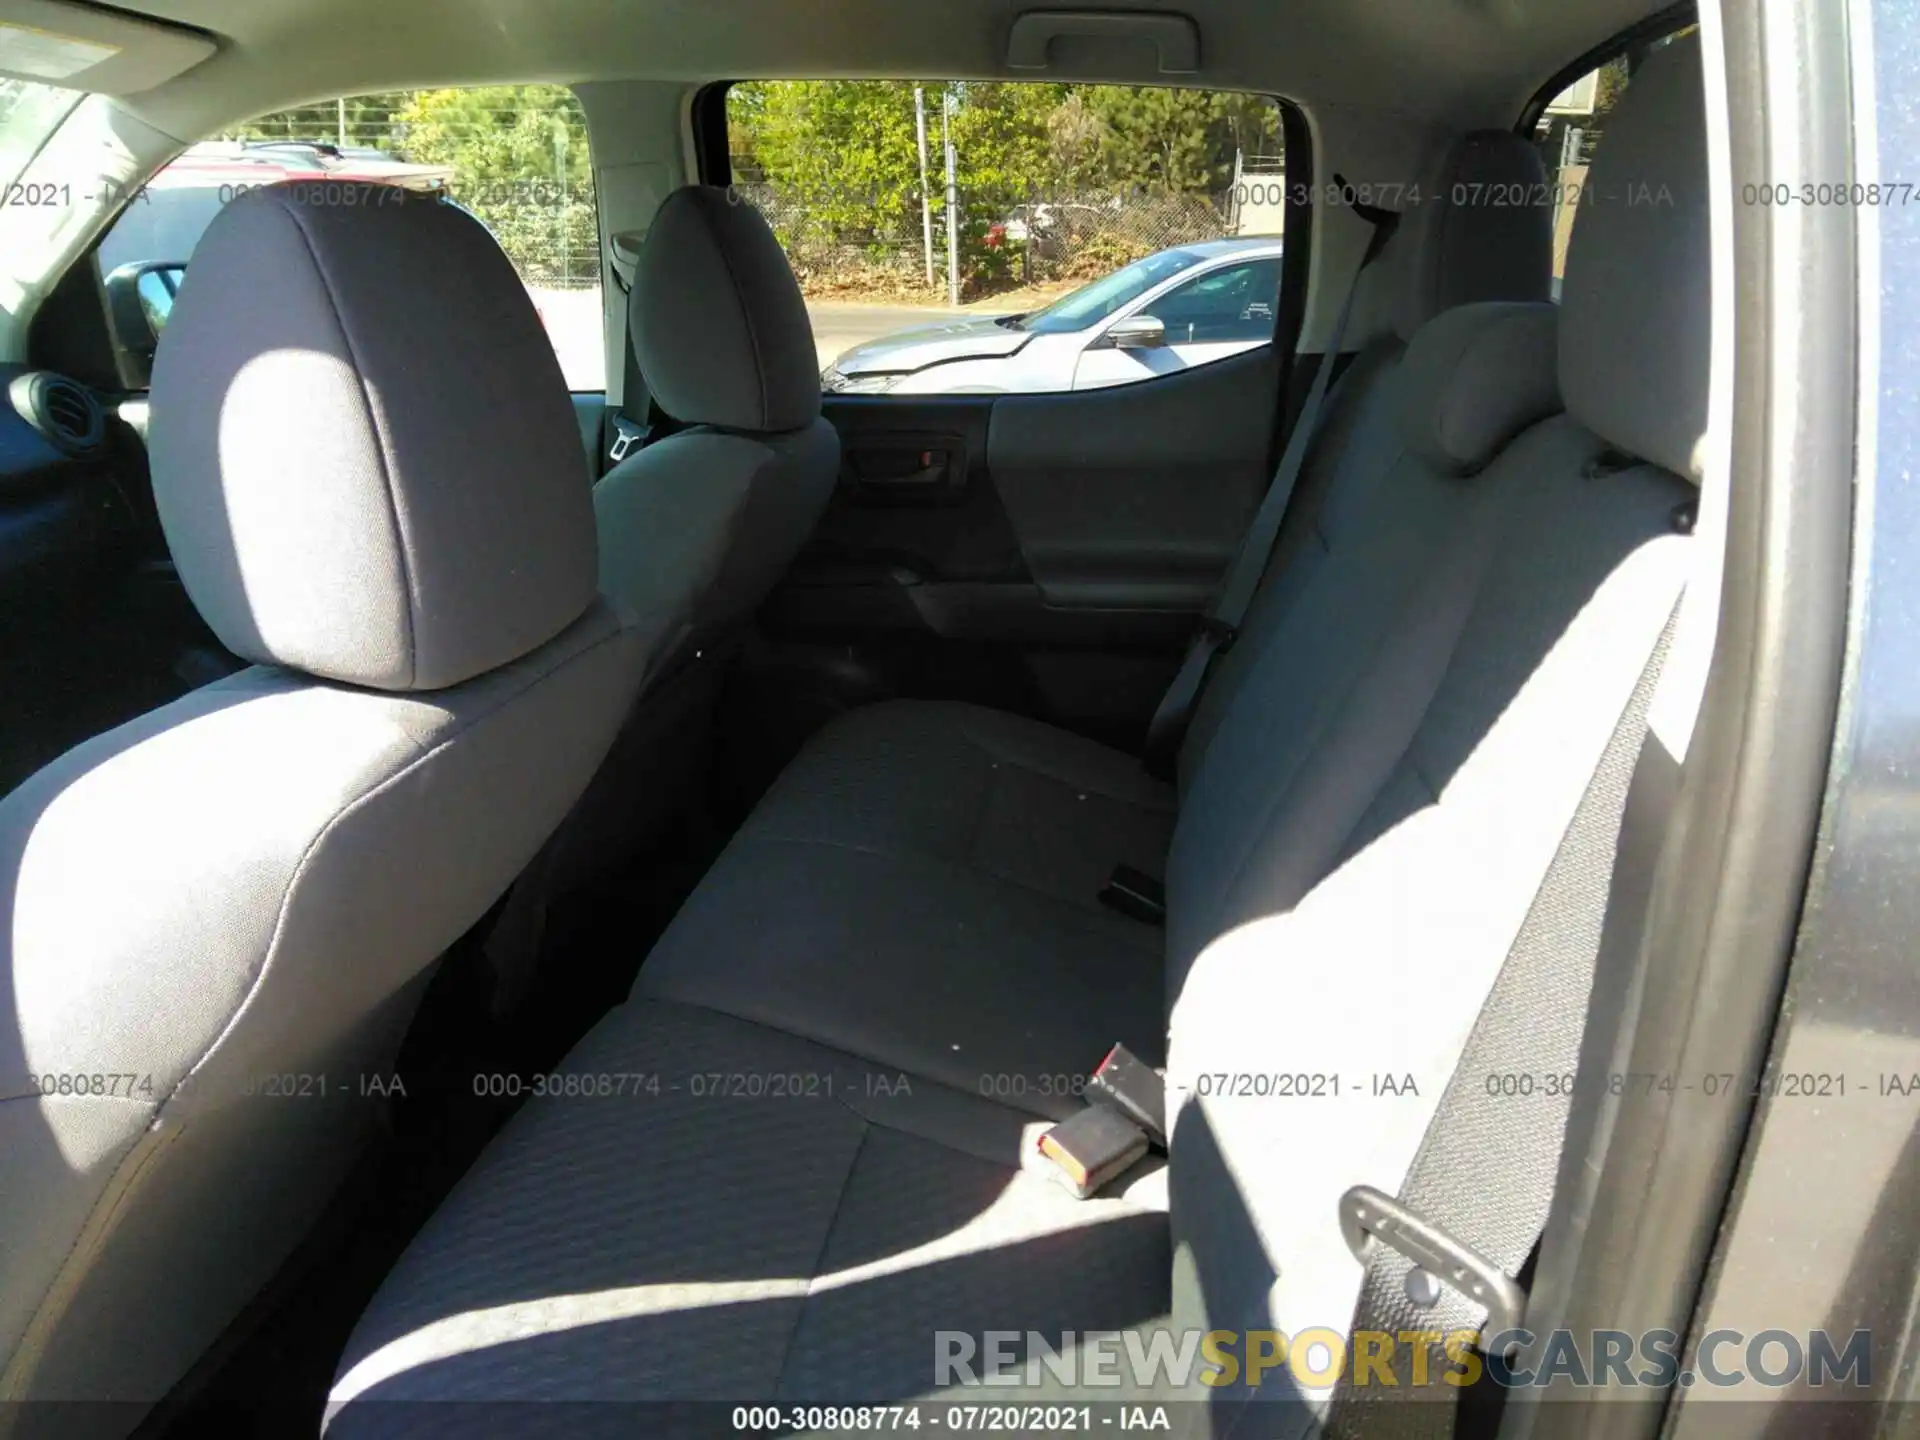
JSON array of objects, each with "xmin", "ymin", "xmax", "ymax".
[
  {"xmin": 627, "ymin": 127, "xmax": 1559, "ymax": 1118},
  {"xmin": 325, "ymin": 37, "xmax": 1707, "ymax": 1434}
]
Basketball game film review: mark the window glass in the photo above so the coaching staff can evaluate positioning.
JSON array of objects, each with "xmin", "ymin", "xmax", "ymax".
[
  {"xmin": 1017, "ymin": 249, "xmax": 1204, "ymax": 334},
  {"xmin": 729, "ymin": 81, "xmax": 1286, "ymax": 396},
  {"xmin": 1149, "ymin": 257, "xmax": 1282, "ymax": 344},
  {"xmin": 95, "ymin": 86, "xmax": 602, "ymax": 389}
]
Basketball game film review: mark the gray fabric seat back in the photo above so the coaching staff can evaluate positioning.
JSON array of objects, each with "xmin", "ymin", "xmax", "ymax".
[
  {"xmin": 1163, "ymin": 34, "xmax": 1709, "ymax": 1414},
  {"xmin": 1162, "ymin": 130, "xmax": 1561, "ymax": 996},
  {"xmin": 1176, "ymin": 127, "xmax": 1555, "ymax": 781},
  {"xmin": 1164, "ymin": 301, "xmax": 1567, "ymax": 1003},
  {"xmin": 554, "ymin": 185, "xmax": 837, "ymax": 886},
  {"xmin": 0, "ymin": 185, "xmax": 643, "ymax": 1419},
  {"xmin": 596, "ymin": 184, "xmax": 838, "ymax": 664}
]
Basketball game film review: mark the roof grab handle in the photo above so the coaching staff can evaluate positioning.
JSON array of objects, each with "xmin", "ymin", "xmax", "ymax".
[{"xmin": 1006, "ymin": 10, "xmax": 1201, "ymax": 74}]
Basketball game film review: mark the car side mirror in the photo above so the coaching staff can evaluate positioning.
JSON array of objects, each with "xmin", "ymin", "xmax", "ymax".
[
  {"xmin": 104, "ymin": 260, "xmax": 188, "ymax": 387},
  {"xmin": 1103, "ymin": 314, "xmax": 1167, "ymax": 350}
]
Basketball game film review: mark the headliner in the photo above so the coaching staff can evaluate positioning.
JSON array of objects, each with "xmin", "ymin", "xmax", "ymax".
[{"xmin": 94, "ymin": 0, "xmax": 1675, "ymax": 140}]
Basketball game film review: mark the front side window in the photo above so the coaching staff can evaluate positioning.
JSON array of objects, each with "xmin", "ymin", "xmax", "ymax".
[
  {"xmin": 731, "ymin": 80, "xmax": 1287, "ymax": 397},
  {"xmin": 1016, "ymin": 249, "xmax": 1205, "ymax": 334},
  {"xmin": 1148, "ymin": 257, "xmax": 1283, "ymax": 344},
  {"xmin": 95, "ymin": 86, "xmax": 602, "ymax": 389}
]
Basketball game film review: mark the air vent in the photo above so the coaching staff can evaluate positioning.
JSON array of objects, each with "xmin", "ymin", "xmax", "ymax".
[{"xmin": 8, "ymin": 371, "xmax": 105, "ymax": 459}]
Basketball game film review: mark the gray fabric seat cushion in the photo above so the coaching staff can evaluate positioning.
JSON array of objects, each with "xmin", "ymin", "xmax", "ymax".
[
  {"xmin": 742, "ymin": 699, "xmax": 1176, "ymax": 909},
  {"xmin": 326, "ymin": 999, "xmax": 1168, "ymax": 1431},
  {"xmin": 636, "ymin": 831, "xmax": 1165, "ymax": 1119},
  {"xmin": 629, "ymin": 701, "xmax": 1173, "ymax": 1115}
]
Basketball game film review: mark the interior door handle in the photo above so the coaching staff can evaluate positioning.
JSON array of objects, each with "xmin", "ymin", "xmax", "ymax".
[
  {"xmin": 844, "ymin": 437, "xmax": 965, "ymax": 501},
  {"xmin": 863, "ymin": 448, "xmax": 950, "ymax": 486}
]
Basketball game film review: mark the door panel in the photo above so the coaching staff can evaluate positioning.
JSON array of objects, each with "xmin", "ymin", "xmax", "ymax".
[
  {"xmin": 750, "ymin": 344, "xmax": 1281, "ymax": 753},
  {"xmin": 989, "ymin": 345, "xmax": 1279, "ymax": 608}
]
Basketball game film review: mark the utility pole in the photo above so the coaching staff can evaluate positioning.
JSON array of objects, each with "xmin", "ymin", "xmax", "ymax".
[
  {"xmin": 336, "ymin": 97, "xmax": 348, "ymax": 147},
  {"xmin": 943, "ymin": 89, "xmax": 959, "ymax": 306},
  {"xmin": 915, "ymin": 87, "xmax": 934, "ymax": 289}
]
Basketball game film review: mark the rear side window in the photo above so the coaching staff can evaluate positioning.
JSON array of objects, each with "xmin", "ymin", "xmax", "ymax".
[
  {"xmin": 95, "ymin": 86, "xmax": 602, "ymax": 389},
  {"xmin": 725, "ymin": 81, "xmax": 1287, "ymax": 397}
]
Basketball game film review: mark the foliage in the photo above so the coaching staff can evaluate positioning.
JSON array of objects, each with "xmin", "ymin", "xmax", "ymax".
[
  {"xmin": 730, "ymin": 80, "xmax": 1278, "ymax": 293},
  {"xmin": 229, "ymin": 78, "xmax": 1280, "ymax": 296},
  {"xmin": 1070, "ymin": 86, "xmax": 1278, "ymax": 193},
  {"xmin": 233, "ymin": 85, "xmax": 596, "ymax": 283},
  {"xmin": 391, "ymin": 86, "xmax": 594, "ymax": 281},
  {"xmin": 1058, "ymin": 231, "xmax": 1152, "ymax": 280}
]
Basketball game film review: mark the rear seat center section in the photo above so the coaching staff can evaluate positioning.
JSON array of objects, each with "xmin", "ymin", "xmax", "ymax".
[{"xmin": 325, "ymin": 36, "xmax": 1711, "ymax": 1430}]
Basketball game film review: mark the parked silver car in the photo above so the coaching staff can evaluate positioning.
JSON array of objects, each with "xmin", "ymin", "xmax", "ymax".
[{"xmin": 822, "ymin": 236, "xmax": 1284, "ymax": 395}]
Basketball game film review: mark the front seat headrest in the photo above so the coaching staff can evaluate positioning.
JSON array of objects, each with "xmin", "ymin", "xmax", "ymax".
[
  {"xmin": 1387, "ymin": 129, "xmax": 1555, "ymax": 341},
  {"xmin": 1558, "ymin": 34, "xmax": 1710, "ymax": 480},
  {"xmin": 148, "ymin": 184, "xmax": 599, "ymax": 692},
  {"xmin": 630, "ymin": 185, "xmax": 822, "ymax": 434}
]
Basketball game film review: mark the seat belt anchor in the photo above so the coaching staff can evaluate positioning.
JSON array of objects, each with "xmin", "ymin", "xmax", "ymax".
[
  {"xmin": 608, "ymin": 415, "xmax": 649, "ymax": 464},
  {"xmin": 1338, "ymin": 1185, "xmax": 1528, "ymax": 1344},
  {"xmin": 1198, "ymin": 615, "xmax": 1238, "ymax": 654}
]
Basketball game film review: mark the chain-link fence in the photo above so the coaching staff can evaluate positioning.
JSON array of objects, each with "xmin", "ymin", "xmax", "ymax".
[{"xmin": 735, "ymin": 182, "xmax": 1240, "ymax": 298}]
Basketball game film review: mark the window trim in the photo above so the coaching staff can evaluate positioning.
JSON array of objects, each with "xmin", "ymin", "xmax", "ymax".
[{"xmin": 691, "ymin": 81, "xmax": 733, "ymax": 186}]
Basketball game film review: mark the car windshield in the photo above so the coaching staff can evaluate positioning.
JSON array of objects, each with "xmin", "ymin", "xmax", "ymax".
[
  {"xmin": 0, "ymin": 78, "xmax": 83, "ymax": 193},
  {"xmin": 1014, "ymin": 248, "xmax": 1205, "ymax": 334}
]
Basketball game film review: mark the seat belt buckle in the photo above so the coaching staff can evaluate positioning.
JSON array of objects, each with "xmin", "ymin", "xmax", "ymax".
[
  {"xmin": 1098, "ymin": 865, "xmax": 1166, "ymax": 927},
  {"xmin": 1338, "ymin": 1185, "xmax": 1528, "ymax": 1343},
  {"xmin": 608, "ymin": 415, "xmax": 649, "ymax": 464},
  {"xmin": 1087, "ymin": 1042, "xmax": 1167, "ymax": 1147},
  {"xmin": 1037, "ymin": 1105, "xmax": 1149, "ymax": 1199}
]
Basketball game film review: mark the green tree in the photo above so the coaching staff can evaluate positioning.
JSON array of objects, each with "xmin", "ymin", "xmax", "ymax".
[
  {"xmin": 724, "ymin": 79, "xmax": 1281, "ymax": 293},
  {"xmin": 735, "ymin": 80, "xmax": 925, "ymax": 248},
  {"xmin": 392, "ymin": 86, "xmax": 593, "ymax": 282},
  {"xmin": 229, "ymin": 86, "xmax": 596, "ymax": 282},
  {"xmin": 1077, "ymin": 86, "xmax": 1277, "ymax": 193},
  {"xmin": 230, "ymin": 93, "xmax": 409, "ymax": 149}
]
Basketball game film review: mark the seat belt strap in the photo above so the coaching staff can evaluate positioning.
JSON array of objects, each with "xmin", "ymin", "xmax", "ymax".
[
  {"xmin": 1324, "ymin": 601, "xmax": 1682, "ymax": 1440},
  {"xmin": 1141, "ymin": 182, "xmax": 1400, "ymax": 779}
]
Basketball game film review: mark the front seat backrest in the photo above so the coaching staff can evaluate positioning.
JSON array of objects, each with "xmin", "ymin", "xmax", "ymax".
[
  {"xmin": 597, "ymin": 184, "xmax": 837, "ymax": 662},
  {"xmin": 549, "ymin": 185, "xmax": 837, "ymax": 888},
  {"xmin": 0, "ymin": 185, "xmax": 642, "ymax": 1421}
]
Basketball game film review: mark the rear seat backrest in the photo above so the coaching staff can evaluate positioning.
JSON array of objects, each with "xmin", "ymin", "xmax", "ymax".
[
  {"xmin": 1165, "ymin": 303, "xmax": 1564, "ymax": 1002},
  {"xmin": 1177, "ymin": 128, "xmax": 1553, "ymax": 776},
  {"xmin": 1164, "ymin": 32, "xmax": 1709, "ymax": 1397}
]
